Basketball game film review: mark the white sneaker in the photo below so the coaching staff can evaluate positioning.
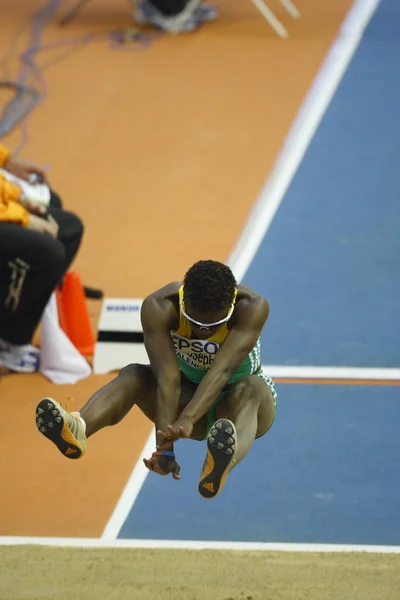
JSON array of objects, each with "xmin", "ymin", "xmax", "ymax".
[
  {"xmin": 134, "ymin": 0, "xmax": 213, "ymax": 33},
  {"xmin": 0, "ymin": 339, "xmax": 40, "ymax": 373},
  {"xmin": 135, "ymin": 0, "xmax": 218, "ymax": 28}
]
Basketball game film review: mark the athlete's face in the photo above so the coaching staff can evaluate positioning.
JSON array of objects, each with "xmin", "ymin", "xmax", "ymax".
[{"xmin": 184, "ymin": 302, "xmax": 232, "ymax": 339}]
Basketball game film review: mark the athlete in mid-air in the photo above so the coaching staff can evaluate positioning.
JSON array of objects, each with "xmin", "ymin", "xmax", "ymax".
[{"xmin": 35, "ymin": 260, "xmax": 277, "ymax": 499}]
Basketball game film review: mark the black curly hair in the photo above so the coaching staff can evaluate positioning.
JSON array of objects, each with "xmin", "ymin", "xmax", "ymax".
[{"xmin": 183, "ymin": 260, "xmax": 237, "ymax": 312}]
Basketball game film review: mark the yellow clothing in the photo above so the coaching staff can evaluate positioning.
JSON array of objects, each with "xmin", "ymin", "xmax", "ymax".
[
  {"xmin": 0, "ymin": 144, "xmax": 28, "ymax": 225},
  {"xmin": 170, "ymin": 284, "xmax": 263, "ymax": 385},
  {"xmin": 171, "ymin": 284, "xmax": 277, "ymax": 432},
  {"xmin": 0, "ymin": 144, "xmax": 10, "ymax": 167}
]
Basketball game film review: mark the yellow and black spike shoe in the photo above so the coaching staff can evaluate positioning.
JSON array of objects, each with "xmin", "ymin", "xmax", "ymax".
[
  {"xmin": 198, "ymin": 418, "xmax": 237, "ymax": 499},
  {"xmin": 35, "ymin": 397, "xmax": 87, "ymax": 459}
]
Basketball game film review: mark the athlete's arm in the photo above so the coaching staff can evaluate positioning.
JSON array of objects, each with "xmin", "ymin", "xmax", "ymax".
[
  {"xmin": 180, "ymin": 297, "xmax": 269, "ymax": 426},
  {"xmin": 141, "ymin": 294, "xmax": 181, "ymax": 448}
]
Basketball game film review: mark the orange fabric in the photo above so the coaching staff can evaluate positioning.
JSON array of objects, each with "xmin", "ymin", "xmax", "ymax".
[
  {"xmin": 0, "ymin": 174, "xmax": 29, "ymax": 225},
  {"xmin": 0, "ymin": 144, "xmax": 11, "ymax": 168}
]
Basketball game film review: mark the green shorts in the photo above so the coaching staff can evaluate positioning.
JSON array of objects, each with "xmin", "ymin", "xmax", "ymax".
[{"xmin": 204, "ymin": 369, "xmax": 278, "ymax": 440}]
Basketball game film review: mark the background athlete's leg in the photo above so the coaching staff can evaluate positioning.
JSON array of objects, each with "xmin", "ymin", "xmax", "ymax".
[{"xmin": 216, "ymin": 374, "xmax": 276, "ymax": 466}]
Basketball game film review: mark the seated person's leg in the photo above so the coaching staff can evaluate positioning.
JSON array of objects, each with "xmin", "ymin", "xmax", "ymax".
[
  {"xmin": 0, "ymin": 223, "xmax": 66, "ymax": 373},
  {"xmin": 48, "ymin": 207, "xmax": 84, "ymax": 276},
  {"xmin": 49, "ymin": 189, "xmax": 63, "ymax": 210},
  {"xmin": 49, "ymin": 207, "xmax": 103, "ymax": 299}
]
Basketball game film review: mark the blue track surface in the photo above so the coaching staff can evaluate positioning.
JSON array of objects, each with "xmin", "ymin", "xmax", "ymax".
[
  {"xmin": 118, "ymin": 0, "xmax": 400, "ymax": 545},
  {"xmin": 120, "ymin": 384, "xmax": 400, "ymax": 544},
  {"xmin": 244, "ymin": 0, "xmax": 400, "ymax": 368}
]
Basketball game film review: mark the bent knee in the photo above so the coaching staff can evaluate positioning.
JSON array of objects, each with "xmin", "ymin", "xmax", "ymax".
[
  {"xmin": 230, "ymin": 375, "xmax": 267, "ymax": 401},
  {"xmin": 119, "ymin": 363, "xmax": 147, "ymax": 378},
  {"xmin": 118, "ymin": 363, "xmax": 154, "ymax": 387},
  {"xmin": 62, "ymin": 210, "xmax": 84, "ymax": 237}
]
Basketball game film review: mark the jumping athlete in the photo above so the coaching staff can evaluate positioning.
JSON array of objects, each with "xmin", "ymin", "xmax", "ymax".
[{"xmin": 35, "ymin": 260, "xmax": 277, "ymax": 499}]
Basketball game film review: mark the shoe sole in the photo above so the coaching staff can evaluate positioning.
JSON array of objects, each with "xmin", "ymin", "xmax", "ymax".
[
  {"xmin": 35, "ymin": 398, "xmax": 84, "ymax": 459},
  {"xmin": 198, "ymin": 418, "xmax": 237, "ymax": 499}
]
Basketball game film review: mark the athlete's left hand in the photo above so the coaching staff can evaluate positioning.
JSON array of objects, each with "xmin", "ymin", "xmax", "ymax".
[
  {"xmin": 4, "ymin": 155, "xmax": 48, "ymax": 183},
  {"xmin": 143, "ymin": 453, "xmax": 181, "ymax": 480},
  {"xmin": 157, "ymin": 416, "xmax": 194, "ymax": 442}
]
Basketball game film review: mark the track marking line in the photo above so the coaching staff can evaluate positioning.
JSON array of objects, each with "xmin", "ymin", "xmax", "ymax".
[{"xmin": 1, "ymin": 536, "xmax": 399, "ymax": 554}]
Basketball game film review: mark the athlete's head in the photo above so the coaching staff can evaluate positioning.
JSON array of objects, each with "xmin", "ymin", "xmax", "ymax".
[{"xmin": 182, "ymin": 260, "xmax": 237, "ymax": 337}]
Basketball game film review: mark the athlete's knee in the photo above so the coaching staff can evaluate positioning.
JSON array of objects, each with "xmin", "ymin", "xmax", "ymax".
[
  {"xmin": 119, "ymin": 363, "xmax": 144, "ymax": 379},
  {"xmin": 230, "ymin": 375, "xmax": 266, "ymax": 404},
  {"xmin": 118, "ymin": 363, "xmax": 154, "ymax": 389}
]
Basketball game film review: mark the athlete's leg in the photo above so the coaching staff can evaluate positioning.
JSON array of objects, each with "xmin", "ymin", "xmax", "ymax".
[
  {"xmin": 80, "ymin": 364, "xmax": 157, "ymax": 437},
  {"xmin": 198, "ymin": 374, "xmax": 276, "ymax": 498},
  {"xmin": 80, "ymin": 365, "xmax": 208, "ymax": 439},
  {"xmin": 35, "ymin": 364, "xmax": 207, "ymax": 458},
  {"xmin": 217, "ymin": 374, "xmax": 276, "ymax": 465}
]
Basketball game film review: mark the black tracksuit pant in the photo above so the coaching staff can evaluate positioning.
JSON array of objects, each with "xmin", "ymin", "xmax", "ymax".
[{"xmin": 0, "ymin": 191, "xmax": 83, "ymax": 345}]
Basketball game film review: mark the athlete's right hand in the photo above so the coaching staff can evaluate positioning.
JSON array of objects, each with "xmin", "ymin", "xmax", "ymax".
[
  {"xmin": 143, "ymin": 453, "xmax": 181, "ymax": 480},
  {"xmin": 26, "ymin": 214, "xmax": 59, "ymax": 238}
]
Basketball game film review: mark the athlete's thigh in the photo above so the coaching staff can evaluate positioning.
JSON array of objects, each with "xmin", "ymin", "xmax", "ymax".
[
  {"xmin": 254, "ymin": 377, "xmax": 277, "ymax": 437},
  {"xmin": 215, "ymin": 374, "xmax": 276, "ymax": 438},
  {"xmin": 119, "ymin": 363, "xmax": 157, "ymax": 422},
  {"xmin": 131, "ymin": 366, "xmax": 207, "ymax": 440},
  {"xmin": 179, "ymin": 373, "xmax": 208, "ymax": 441}
]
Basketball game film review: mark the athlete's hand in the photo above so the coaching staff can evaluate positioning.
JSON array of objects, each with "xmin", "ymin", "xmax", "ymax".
[
  {"xmin": 4, "ymin": 156, "xmax": 48, "ymax": 183},
  {"xmin": 143, "ymin": 452, "xmax": 181, "ymax": 480},
  {"xmin": 157, "ymin": 416, "xmax": 194, "ymax": 442}
]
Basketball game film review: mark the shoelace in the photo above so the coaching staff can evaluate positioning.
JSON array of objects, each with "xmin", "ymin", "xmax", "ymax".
[{"xmin": 60, "ymin": 396, "xmax": 74, "ymax": 413}]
